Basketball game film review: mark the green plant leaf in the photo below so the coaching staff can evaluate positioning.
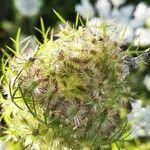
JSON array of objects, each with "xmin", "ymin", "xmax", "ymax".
[{"xmin": 53, "ymin": 9, "xmax": 66, "ymax": 24}]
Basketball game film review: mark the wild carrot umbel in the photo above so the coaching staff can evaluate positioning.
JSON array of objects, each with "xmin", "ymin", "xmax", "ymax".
[{"xmin": 0, "ymin": 17, "xmax": 138, "ymax": 149}]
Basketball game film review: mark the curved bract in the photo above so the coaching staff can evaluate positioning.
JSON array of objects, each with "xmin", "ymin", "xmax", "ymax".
[{"xmin": 0, "ymin": 20, "xmax": 131, "ymax": 149}]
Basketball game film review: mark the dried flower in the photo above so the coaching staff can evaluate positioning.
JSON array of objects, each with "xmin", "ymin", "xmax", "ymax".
[{"xmin": 1, "ymin": 20, "xmax": 133, "ymax": 149}]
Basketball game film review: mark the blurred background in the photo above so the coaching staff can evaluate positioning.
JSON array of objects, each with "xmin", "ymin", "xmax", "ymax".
[
  {"xmin": 0, "ymin": 0, "xmax": 150, "ymax": 149},
  {"xmin": 0, "ymin": 0, "xmax": 79, "ymax": 47},
  {"xmin": 0, "ymin": 0, "xmax": 150, "ymax": 47}
]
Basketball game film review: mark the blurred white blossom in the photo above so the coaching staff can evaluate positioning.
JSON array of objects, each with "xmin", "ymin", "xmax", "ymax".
[
  {"xmin": 143, "ymin": 74, "xmax": 150, "ymax": 91},
  {"xmin": 119, "ymin": 25, "xmax": 134, "ymax": 43},
  {"xmin": 128, "ymin": 100, "xmax": 150, "ymax": 137},
  {"xmin": 88, "ymin": 17, "xmax": 101, "ymax": 36},
  {"xmin": 130, "ymin": 19, "xmax": 144, "ymax": 29},
  {"xmin": 75, "ymin": 0, "xmax": 150, "ymax": 45},
  {"xmin": 134, "ymin": 28, "xmax": 150, "ymax": 46},
  {"xmin": 111, "ymin": 0, "xmax": 126, "ymax": 8},
  {"xmin": 134, "ymin": 2, "xmax": 150, "ymax": 21},
  {"xmin": 95, "ymin": 0, "xmax": 111, "ymax": 19},
  {"xmin": 75, "ymin": 0, "xmax": 95, "ymax": 19},
  {"xmin": 14, "ymin": 0, "xmax": 42, "ymax": 17},
  {"xmin": 120, "ymin": 4, "xmax": 134, "ymax": 18}
]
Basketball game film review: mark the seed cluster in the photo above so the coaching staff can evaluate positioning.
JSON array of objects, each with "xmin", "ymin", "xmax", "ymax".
[{"xmin": 1, "ymin": 24, "xmax": 130, "ymax": 149}]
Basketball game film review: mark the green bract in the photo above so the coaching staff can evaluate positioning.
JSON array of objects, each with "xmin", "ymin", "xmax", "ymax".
[{"xmin": 0, "ymin": 19, "xmax": 131, "ymax": 149}]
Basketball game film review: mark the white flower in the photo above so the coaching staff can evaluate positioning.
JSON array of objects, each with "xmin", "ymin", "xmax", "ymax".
[
  {"xmin": 120, "ymin": 25, "xmax": 134, "ymax": 43},
  {"xmin": 120, "ymin": 4, "xmax": 134, "ymax": 17},
  {"xmin": 143, "ymin": 75, "xmax": 150, "ymax": 91},
  {"xmin": 109, "ymin": 23, "xmax": 133, "ymax": 43},
  {"xmin": 111, "ymin": 9, "xmax": 129, "ymax": 23},
  {"xmin": 75, "ymin": 0, "xmax": 150, "ymax": 45},
  {"xmin": 134, "ymin": 28, "xmax": 150, "ymax": 46},
  {"xmin": 134, "ymin": 2, "xmax": 150, "ymax": 21},
  {"xmin": 88, "ymin": 17, "xmax": 101, "ymax": 36},
  {"xmin": 88, "ymin": 17, "xmax": 116, "ymax": 38},
  {"xmin": 95, "ymin": 0, "xmax": 111, "ymax": 19},
  {"xmin": 111, "ymin": 0, "xmax": 126, "ymax": 7},
  {"xmin": 129, "ymin": 18, "xmax": 145, "ymax": 29},
  {"xmin": 75, "ymin": 0, "xmax": 95, "ymax": 19},
  {"xmin": 14, "ymin": 0, "xmax": 42, "ymax": 17},
  {"xmin": 128, "ymin": 100, "xmax": 150, "ymax": 137},
  {"xmin": 131, "ymin": 100, "xmax": 142, "ymax": 112},
  {"xmin": 110, "ymin": 8, "xmax": 134, "ymax": 42},
  {"xmin": 72, "ymin": 38, "xmax": 84, "ymax": 52}
]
